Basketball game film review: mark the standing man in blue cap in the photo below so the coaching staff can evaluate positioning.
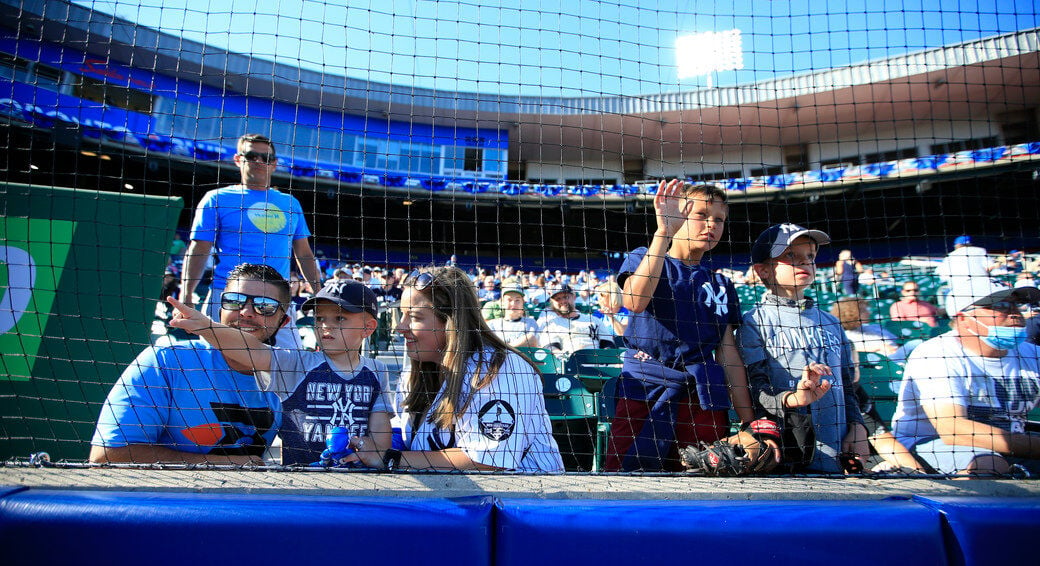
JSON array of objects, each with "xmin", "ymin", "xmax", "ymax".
[{"xmin": 935, "ymin": 235, "xmax": 993, "ymax": 293}]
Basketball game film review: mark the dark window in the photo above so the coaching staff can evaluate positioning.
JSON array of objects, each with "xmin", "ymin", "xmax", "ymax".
[
  {"xmin": 749, "ymin": 165, "xmax": 784, "ymax": 177},
  {"xmin": 820, "ymin": 156, "xmax": 861, "ymax": 169},
  {"xmin": 930, "ymin": 137, "xmax": 999, "ymax": 154},
  {"xmin": 863, "ymin": 148, "xmax": 919, "ymax": 163},
  {"xmin": 72, "ymin": 74, "xmax": 154, "ymax": 114},
  {"xmin": 997, "ymin": 108, "xmax": 1039, "ymax": 145},
  {"xmin": 783, "ymin": 144, "xmax": 810, "ymax": 173}
]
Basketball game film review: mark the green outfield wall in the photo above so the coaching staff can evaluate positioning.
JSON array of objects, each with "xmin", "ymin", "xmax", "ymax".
[{"xmin": 0, "ymin": 183, "xmax": 182, "ymax": 460}]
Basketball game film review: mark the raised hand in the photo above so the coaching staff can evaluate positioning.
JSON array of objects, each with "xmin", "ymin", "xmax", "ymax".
[
  {"xmin": 784, "ymin": 362, "xmax": 833, "ymax": 408},
  {"xmin": 167, "ymin": 296, "xmax": 214, "ymax": 335},
  {"xmin": 653, "ymin": 179, "xmax": 692, "ymax": 238}
]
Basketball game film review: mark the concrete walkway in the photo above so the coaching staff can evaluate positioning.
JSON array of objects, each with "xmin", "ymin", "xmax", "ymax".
[{"xmin": 4, "ymin": 466, "xmax": 1040, "ymax": 500}]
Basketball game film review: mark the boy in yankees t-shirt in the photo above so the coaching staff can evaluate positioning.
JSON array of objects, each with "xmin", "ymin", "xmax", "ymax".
[
  {"xmin": 170, "ymin": 279, "xmax": 393, "ymax": 465},
  {"xmin": 604, "ymin": 179, "xmax": 758, "ymax": 472},
  {"xmin": 738, "ymin": 223, "xmax": 868, "ymax": 473}
]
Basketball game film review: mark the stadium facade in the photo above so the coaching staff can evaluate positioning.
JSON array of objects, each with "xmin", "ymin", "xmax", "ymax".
[{"xmin": 2, "ymin": 0, "xmax": 1038, "ymax": 269}]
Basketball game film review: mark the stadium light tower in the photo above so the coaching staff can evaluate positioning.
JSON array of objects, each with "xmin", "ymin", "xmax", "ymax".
[{"xmin": 675, "ymin": 29, "xmax": 743, "ymax": 88}]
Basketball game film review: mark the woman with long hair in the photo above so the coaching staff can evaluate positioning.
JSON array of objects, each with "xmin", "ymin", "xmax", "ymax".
[{"xmin": 350, "ymin": 266, "xmax": 564, "ymax": 472}]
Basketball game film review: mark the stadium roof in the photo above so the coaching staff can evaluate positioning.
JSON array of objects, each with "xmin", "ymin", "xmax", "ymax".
[{"xmin": 6, "ymin": 1, "xmax": 1038, "ymax": 166}]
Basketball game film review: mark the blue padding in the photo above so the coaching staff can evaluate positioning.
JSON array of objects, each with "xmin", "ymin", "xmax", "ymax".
[
  {"xmin": 914, "ymin": 496, "xmax": 1040, "ymax": 566},
  {"xmin": 0, "ymin": 489, "xmax": 492, "ymax": 566},
  {"xmin": 496, "ymin": 498, "xmax": 946, "ymax": 566}
]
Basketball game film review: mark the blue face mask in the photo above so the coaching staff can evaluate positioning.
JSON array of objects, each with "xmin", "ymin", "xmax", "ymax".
[{"xmin": 971, "ymin": 318, "xmax": 1027, "ymax": 350}]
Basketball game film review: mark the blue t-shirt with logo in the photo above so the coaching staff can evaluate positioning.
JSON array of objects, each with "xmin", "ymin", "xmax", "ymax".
[
  {"xmin": 190, "ymin": 185, "xmax": 311, "ymax": 289},
  {"xmin": 91, "ymin": 341, "xmax": 281, "ymax": 456}
]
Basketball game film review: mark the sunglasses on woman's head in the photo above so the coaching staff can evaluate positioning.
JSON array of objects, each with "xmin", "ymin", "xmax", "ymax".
[
  {"xmin": 405, "ymin": 269, "xmax": 435, "ymax": 291},
  {"xmin": 220, "ymin": 292, "xmax": 283, "ymax": 316}
]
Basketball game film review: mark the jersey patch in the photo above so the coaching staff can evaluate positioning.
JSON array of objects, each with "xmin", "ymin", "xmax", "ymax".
[{"xmin": 477, "ymin": 400, "xmax": 516, "ymax": 441}]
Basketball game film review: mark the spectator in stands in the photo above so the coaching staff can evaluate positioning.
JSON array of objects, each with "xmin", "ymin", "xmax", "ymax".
[
  {"xmin": 891, "ymin": 279, "xmax": 1040, "ymax": 476},
  {"xmin": 477, "ymin": 275, "xmax": 500, "ymax": 302},
  {"xmin": 889, "ymin": 281, "xmax": 939, "ymax": 327},
  {"xmin": 537, "ymin": 282, "xmax": 613, "ymax": 357},
  {"xmin": 740, "ymin": 223, "xmax": 869, "ymax": 473},
  {"xmin": 525, "ymin": 274, "xmax": 549, "ymax": 305},
  {"xmin": 90, "ymin": 264, "xmax": 286, "ymax": 464},
  {"xmin": 834, "ymin": 249, "xmax": 863, "ymax": 295},
  {"xmin": 167, "ymin": 275, "xmax": 394, "ymax": 466},
  {"xmin": 594, "ymin": 281, "xmax": 628, "ymax": 340},
  {"xmin": 349, "ymin": 266, "xmax": 564, "ymax": 472},
  {"xmin": 935, "ymin": 235, "xmax": 992, "ymax": 292},
  {"xmin": 169, "ymin": 232, "xmax": 187, "ymax": 263},
  {"xmin": 832, "ymin": 296, "xmax": 919, "ymax": 364},
  {"xmin": 181, "ymin": 133, "xmax": 323, "ymax": 349},
  {"xmin": 604, "ymin": 180, "xmax": 759, "ymax": 472},
  {"xmin": 487, "ymin": 284, "xmax": 540, "ymax": 348}
]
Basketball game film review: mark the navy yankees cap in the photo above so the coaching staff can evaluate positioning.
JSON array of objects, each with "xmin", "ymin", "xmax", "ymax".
[
  {"xmin": 303, "ymin": 279, "xmax": 379, "ymax": 318},
  {"xmin": 751, "ymin": 223, "xmax": 831, "ymax": 264},
  {"xmin": 547, "ymin": 282, "xmax": 574, "ymax": 298}
]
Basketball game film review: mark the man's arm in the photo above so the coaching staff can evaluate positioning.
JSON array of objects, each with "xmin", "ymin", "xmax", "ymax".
[
  {"xmin": 180, "ymin": 239, "xmax": 213, "ymax": 306},
  {"xmin": 89, "ymin": 444, "xmax": 262, "ymax": 465},
  {"xmin": 293, "ymin": 238, "xmax": 323, "ymax": 294},
  {"xmin": 924, "ymin": 402, "xmax": 1040, "ymax": 459},
  {"xmin": 167, "ymin": 296, "xmax": 274, "ymax": 373}
]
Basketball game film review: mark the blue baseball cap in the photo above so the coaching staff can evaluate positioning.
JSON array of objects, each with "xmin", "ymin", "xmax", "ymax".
[
  {"xmin": 751, "ymin": 223, "xmax": 831, "ymax": 264},
  {"xmin": 303, "ymin": 280, "xmax": 379, "ymax": 318},
  {"xmin": 953, "ymin": 235, "xmax": 972, "ymax": 246}
]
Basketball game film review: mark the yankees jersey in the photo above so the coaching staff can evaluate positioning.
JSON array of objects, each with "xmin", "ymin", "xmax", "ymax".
[
  {"xmin": 537, "ymin": 311, "xmax": 610, "ymax": 354},
  {"xmin": 893, "ymin": 334, "xmax": 1040, "ymax": 448},
  {"xmin": 618, "ymin": 247, "xmax": 741, "ymax": 367},
  {"xmin": 739, "ymin": 293, "xmax": 861, "ymax": 473},
  {"xmin": 91, "ymin": 341, "xmax": 281, "ymax": 456},
  {"xmin": 405, "ymin": 350, "xmax": 564, "ymax": 472},
  {"xmin": 263, "ymin": 350, "xmax": 392, "ymax": 465}
]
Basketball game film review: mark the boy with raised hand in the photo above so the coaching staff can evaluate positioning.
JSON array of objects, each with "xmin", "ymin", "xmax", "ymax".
[
  {"xmin": 604, "ymin": 179, "xmax": 765, "ymax": 473},
  {"xmin": 739, "ymin": 223, "xmax": 869, "ymax": 473},
  {"xmin": 170, "ymin": 279, "xmax": 393, "ymax": 466}
]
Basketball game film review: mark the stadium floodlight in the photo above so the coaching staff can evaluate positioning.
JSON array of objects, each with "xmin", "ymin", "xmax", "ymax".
[{"xmin": 675, "ymin": 29, "xmax": 743, "ymax": 86}]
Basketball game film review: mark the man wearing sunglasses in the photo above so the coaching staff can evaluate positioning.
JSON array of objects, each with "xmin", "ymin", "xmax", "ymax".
[
  {"xmin": 181, "ymin": 133, "xmax": 323, "ymax": 349},
  {"xmin": 89, "ymin": 264, "xmax": 289, "ymax": 464},
  {"xmin": 892, "ymin": 278, "xmax": 1040, "ymax": 476}
]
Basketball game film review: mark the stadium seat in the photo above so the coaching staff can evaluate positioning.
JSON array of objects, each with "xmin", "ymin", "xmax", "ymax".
[
  {"xmin": 884, "ymin": 319, "xmax": 934, "ymax": 345},
  {"xmin": 595, "ymin": 376, "xmax": 620, "ymax": 471},
  {"xmin": 542, "ymin": 373, "xmax": 598, "ymax": 471},
  {"xmin": 858, "ymin": 351, "xmax": 903, "ymax": 424},
  {"xmin": 564, "ymin": 348, "xmax": 624, "ymax": 393},
  {"xmin": 517, "ymin": 347, "xmax": 563, "ymax": 374}
]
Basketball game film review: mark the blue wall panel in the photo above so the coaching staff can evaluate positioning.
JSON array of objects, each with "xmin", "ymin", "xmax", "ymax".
[
  {"xmin": 0, "ymin": 489, "xmax": 493, "ymax": 566},
  {"xmin": 495, "ymin": 498, "xmax": 947, "ymax": 566},
  {"xmin": 914, "ymin": 496, "xmax": 1040, "ymax": 566}
]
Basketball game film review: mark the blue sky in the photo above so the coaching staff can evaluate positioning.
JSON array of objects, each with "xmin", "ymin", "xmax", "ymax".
[{"xmin": 74, "ymin": 0, "xmax": 1038, "ymax": 97}]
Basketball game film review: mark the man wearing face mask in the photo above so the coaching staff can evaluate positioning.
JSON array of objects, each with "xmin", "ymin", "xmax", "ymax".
[{"xmin": 891, "ymin": 278, "xmax": 1040, "ymax": 476}]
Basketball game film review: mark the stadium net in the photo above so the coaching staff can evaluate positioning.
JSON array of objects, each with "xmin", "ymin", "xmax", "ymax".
[{"xmin": 2, "ymin": 0, "xmax": 1040, "ymax": 475}]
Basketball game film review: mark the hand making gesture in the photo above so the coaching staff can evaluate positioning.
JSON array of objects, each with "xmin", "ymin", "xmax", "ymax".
[
  {"xmin": 783, "ymin": 362, "xmax": 834, "ymax": 408},
  {"xmin": 653, "ymin": 178, "xmax": 694, "ymax": 238}
]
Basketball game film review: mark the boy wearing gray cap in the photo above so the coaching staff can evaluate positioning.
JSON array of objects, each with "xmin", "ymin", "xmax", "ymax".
[
  {"xmin": 892, "ymin": 278, "xmax": 1040, "ymax": 475},
  {"xmin": 739, "ymin": 223, "xmax": 869, "ymax": 473},
  {"xmin": 170, "ymin": 279, "xmax": 393, "ymax": 465}
]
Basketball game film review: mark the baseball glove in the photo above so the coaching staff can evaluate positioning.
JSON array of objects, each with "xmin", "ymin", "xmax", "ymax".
[{"xmin": 679, "ymin": 418, "xmax": 782, "ymax": 476}]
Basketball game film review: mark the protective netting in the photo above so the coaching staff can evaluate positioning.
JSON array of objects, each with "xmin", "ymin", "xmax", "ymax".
[{"xmin": 1, "ymin": 0, "xmax": 1039, "ymax": 475}]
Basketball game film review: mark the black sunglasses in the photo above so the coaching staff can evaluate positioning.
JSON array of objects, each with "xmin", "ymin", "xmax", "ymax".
[
  {"xmin": 237, "ymin": 151, "xmax": 276, "ymax": 164},
  {"xmin": 221, "ymin": 292, "xmax": 284, "ymax": 316},
  {"xmin": 405, "ymin": 269, "xmax": 435, "ymax": 291}
]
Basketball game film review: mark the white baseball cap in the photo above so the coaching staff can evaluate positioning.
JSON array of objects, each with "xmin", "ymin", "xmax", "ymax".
[{"xmin": 945, "ymin": 278, "xmax": 1040, "ymax": 316}]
